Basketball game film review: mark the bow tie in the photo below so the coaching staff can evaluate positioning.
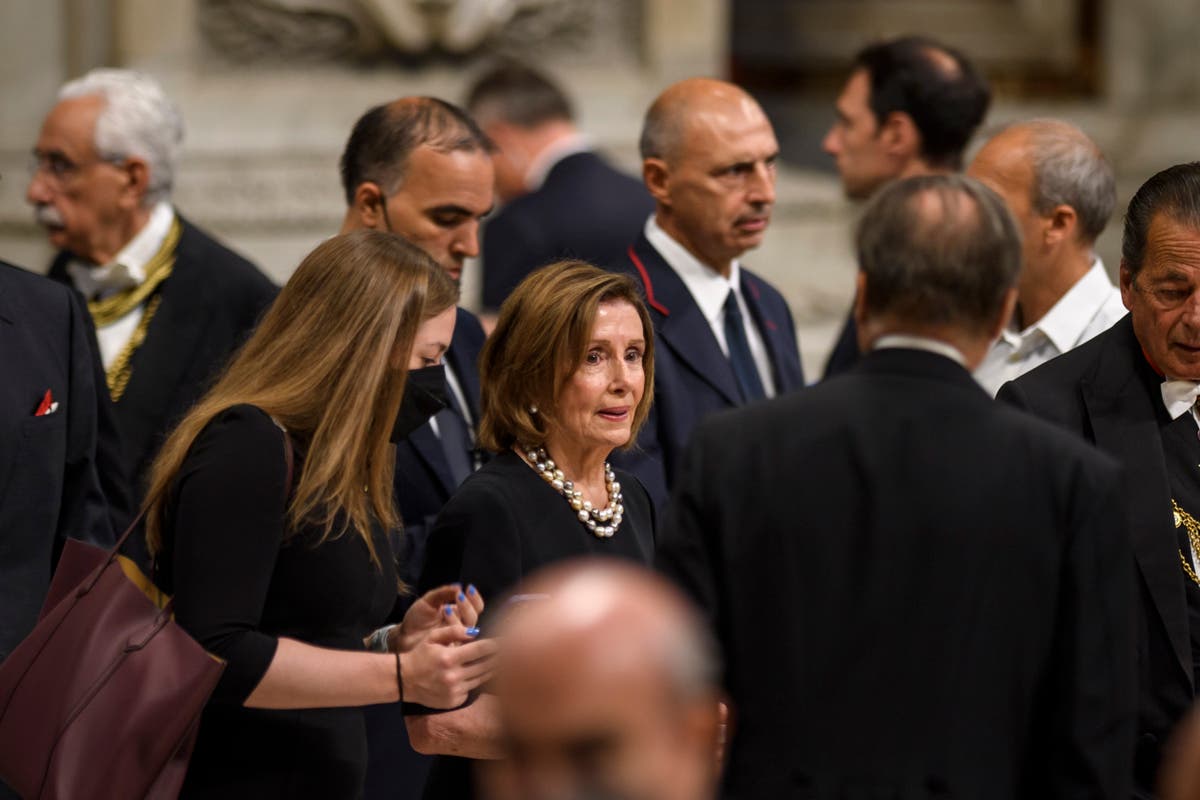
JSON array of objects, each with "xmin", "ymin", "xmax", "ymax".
[
  {"xmin": 67, "ymin": 260, "xmax": 140, "ymax": 301},
  {"xmin": 1161, "ymin": 379, "xmax": 1200, "ymax": 420}
]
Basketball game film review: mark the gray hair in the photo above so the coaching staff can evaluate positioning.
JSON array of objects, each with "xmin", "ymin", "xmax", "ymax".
[
  {"xmin": 857, "ymin": 173, "xmax": 1021, "ymax": 334},
  {"xmin": 58, "ymin": 69, "xmax": 183, "ymax": 206},
  {"xmin": 1022, "ymin": 119, "xmax": 1115, "ymax": 244}
]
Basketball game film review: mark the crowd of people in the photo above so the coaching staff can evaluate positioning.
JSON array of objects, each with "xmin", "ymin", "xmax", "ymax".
[{"xmin": 7, "ymin": 31, "xmax": 1200, "ymax": 800}]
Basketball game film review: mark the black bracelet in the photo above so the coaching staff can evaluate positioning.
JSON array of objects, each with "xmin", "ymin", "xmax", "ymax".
[{"xmin": 395, "ymin": 650, "xmax": 404, "ymax": 703}]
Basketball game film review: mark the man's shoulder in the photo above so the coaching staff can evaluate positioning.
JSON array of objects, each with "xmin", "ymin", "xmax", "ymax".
[
  {"xmin": 173, "ymin": 215, "xmax": 274, "ymax": 293},
  {"xmin": 1009, "ymin": 316, "xmax": 1123, "ymax": 396},
  {"xmin": 0, "ymin": 259, "xmax": 70, "ymax": 306}
]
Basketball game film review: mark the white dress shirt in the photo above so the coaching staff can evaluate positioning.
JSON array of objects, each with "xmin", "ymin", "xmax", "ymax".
[
  {"xmin": 975, "ymin": 258, "xmax": 1127, "ymax": 397},
  {"xmin": 644, "ymin": 216, "xmax": 777, "ymax": 397},
  {"xmin": 66, "ymin": 202, "xmax": 176, "ymax": 369},
  {"xmin": 872, "ymin": 334, "xmax": 968, "ymax": 367}
]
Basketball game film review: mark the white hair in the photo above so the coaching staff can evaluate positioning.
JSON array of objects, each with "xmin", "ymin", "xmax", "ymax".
[{"xmin": 58, "ymin": 69, "xmax": 184, "ymax": 206}]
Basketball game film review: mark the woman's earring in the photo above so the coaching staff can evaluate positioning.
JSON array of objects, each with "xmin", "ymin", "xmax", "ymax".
[{"xmin": 529, "ymin": 405, "xmax": 538, "ymax": 414}]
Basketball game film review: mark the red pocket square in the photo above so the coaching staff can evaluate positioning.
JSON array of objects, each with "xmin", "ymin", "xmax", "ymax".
[{"xmin": 34, "ymin": 389, "xmax": 58, "ymax": 417}]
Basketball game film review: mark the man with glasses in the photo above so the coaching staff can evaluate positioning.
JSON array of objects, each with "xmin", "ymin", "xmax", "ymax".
[{"xmin": 26, "ymin": 69, "xmax": 277, "ymax": 504}]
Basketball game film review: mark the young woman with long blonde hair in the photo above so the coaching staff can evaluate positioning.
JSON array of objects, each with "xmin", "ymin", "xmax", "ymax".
[{"xmin": 144, "ymin": 231, "xmax": 496, "ymax": 798}]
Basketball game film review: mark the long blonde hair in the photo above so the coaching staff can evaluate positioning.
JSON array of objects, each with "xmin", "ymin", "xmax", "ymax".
[{"xmin": 144, "ymin": 231, "xmax": 459, "ymax": 565}]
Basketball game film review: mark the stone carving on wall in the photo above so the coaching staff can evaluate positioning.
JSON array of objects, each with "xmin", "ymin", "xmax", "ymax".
[{"xmin": 198, "ymin": 0, "xmax": 622, "ymax": 62}]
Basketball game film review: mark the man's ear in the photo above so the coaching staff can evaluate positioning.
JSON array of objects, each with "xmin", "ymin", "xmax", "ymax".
[
  {"xmin": 351, "ymin": 181, "xmax": 387, "ymax": 230},
  {"xmin": 1119, "ymin": 259, "xmax": 1135, "ymax": 311},
  {"xmin": 880, "ymin": 111, "xmax": 920, "ymax": 161},
  {"xmin": 642, "ymin": 158, "xmax": 671, "ymax": 206},
  {"xmin": 1044, "ymin": 204, "xmax": 1078, "ymax": 249},
  {"xmin": 989, "ymin": 287, "xmax": 1019, "ymax": 343},
  {"xmin": 853, "ymin": 271, "xmax": 873, "ymax": 353},
  {"xmin": 117, "ymin": 157, "xmax": 151, "ymax": 210}
]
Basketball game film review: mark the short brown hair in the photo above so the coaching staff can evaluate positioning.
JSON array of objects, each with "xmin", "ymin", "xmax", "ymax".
[
  {"xmin": 857, "ymin": 174, "xmax": 1020, "ymax": 335},
  {"xmin": 478, "ymin": 261, "xmax": 655, "ymax": 453}
]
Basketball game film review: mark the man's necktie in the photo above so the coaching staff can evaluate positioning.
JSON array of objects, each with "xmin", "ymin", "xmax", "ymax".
[
  {"xmin": 435, "ymin": 386, "xmax": 474, "ymax": 486},
  {"xmin": 1162, "ymin": 379, "xmax": 1200, "ymax": 420},
  {"xmin": 723, "ymin": 289, "xmax": 766, "ymax": 403}
]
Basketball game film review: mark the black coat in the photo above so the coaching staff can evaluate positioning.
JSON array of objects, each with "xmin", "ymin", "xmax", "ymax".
[
  {"xmin": 610, "ymin": 232, "xmax": 805, "ymax": 506},
  {"xmin": 364, "ymin": 307, "xmax": 486, "ymax": 800},
  {"xmin": 999, "ymin": 314, "xmax": 1191, "ymax": 797},
  {"xmin": 481, "ymin": 150, "xmax": 653, "ymax": 311},
  {"xmin": 47, "ymin": 214, "xmax": 278, "ymax": 501},
  {"xmin": 0, "ymin": 261, "xmax": 129, "ymax": 662},
  {"xmin": 659, "ymin": 347, "xmax": 1136, "ymax": 800}
]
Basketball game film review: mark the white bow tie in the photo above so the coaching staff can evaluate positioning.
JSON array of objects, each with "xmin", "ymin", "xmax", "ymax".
[
  {"xmin": 67, "ymin": 260, "xmax": 139, "ymax": 300},
  {"xmin": 1161, "ymin": 379, "xmax": 1200, "ymax": 420}
]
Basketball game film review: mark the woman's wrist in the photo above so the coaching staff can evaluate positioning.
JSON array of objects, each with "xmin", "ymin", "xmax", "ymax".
[{"xmin": 366, "ymin": 623, "xmax": 399, "ymax": 653}]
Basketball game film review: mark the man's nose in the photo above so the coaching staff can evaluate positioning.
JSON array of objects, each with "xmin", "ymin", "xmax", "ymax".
[
  {"xmin": 747, "ymin": 163, "xmax": 776, "ymax": 206},
  {"xmin": 451, "ymin": 221, "xmax": 480, "ymax": 258},
  {"xmin": 822, "ymin": 126, "xmax": 840, "ymax": 157}
]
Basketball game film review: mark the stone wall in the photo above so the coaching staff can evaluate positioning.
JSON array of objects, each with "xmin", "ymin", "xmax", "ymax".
[{"xmin": 2, "ymin": 0, "xmax": 1198, "ymax": 374}]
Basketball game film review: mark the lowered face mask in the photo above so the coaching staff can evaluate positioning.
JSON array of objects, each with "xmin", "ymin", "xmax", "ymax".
[{"xmin": 391, "ymin": 364, "xmax": 450, "ymax": 443}]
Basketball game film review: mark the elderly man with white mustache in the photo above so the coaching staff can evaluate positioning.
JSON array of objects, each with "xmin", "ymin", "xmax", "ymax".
[{"xmin": 26, "ymin": 68, "xmax": 277, "ymax": 508}]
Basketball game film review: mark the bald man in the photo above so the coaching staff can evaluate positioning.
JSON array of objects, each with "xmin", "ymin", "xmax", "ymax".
[
  {"xmin": 611, "ymin": 78, "xmax": 804, "ymax": 506},
  {"xmin": 484, "ymin": 560, "xmax": 722, "ymax": 800},
  {"xmin": 968, "ymin": 119, "xmax": 1126, "ymax": 395}
]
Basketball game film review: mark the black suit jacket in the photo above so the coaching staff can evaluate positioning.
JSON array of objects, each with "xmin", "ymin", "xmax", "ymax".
[
  {"xmin": 392, "ymin": 307, "xmax": 487, "ymax": 594},
  {"xmin": 610, "ymin": 232, "xmax": 805, "ymax": 506},
  {"xmin": 482, "ymin": 150, "xmax": 653, "ymax": 310},
  {"xmin": 0, "ymin": 262, "xmax": 129, "ymax": 661},
  {"xmin": 999, "ymin": 314, "xmax": 1191, "ymax": 797},
  {"xmin": 822, "ymin": 309, "xmax": 860, "ymax": 379},
  {"xmin": 47, "ymin": 214, "xmax": 278, "ymax": 500},
  {"xmin": 658, "ymin": 347, "xmax": 1136, "ymax": 800}
]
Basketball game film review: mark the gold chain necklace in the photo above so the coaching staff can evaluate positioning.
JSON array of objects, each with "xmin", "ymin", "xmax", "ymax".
[
  {"xmin": 1173, "ymin": 498, "xmax": 1200, "ymax": 587},
  {"xmin": 90, "ymin": 219, "xmax": 182, "ymax": 401}
]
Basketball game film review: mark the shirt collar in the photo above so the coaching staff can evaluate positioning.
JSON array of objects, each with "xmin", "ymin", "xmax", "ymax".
[
  {"xmin": 872, "ymin": 333, "xmax": 968, "ymax": 367},
  {"xmin": 644, "ymin": 215, "xmax": 740, "ymax": 325},
  {"xmin": 1006, "ymin": 256, "xmax": 1114, "ymax": 354},
  {"xmin": 66, "ymin": 202, "xmax": 176, "ymax": 299},
  {"xmin": 525, "ymin": 133, "xmax": 592, "ymax": 191}
]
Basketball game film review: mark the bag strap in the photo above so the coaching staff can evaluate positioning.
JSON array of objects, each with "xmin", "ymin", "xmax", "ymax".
[{"xmin": 105, "ymin": 414, "xmax": 296, "ymax": 587}]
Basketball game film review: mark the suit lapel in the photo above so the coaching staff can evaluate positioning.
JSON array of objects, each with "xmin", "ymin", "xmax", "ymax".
[
  {"xmin": 404, "ymin": 423, "xmax": 459, "ymax": 498},
  {"xmin": 627, "ymin": 235, "xmax": 741, "ymax": 405},
  {"xmin": 740, "ymin": 271, "xmax": 803, "ymax": 391},
  {"xmin": 1083, "ymin": 318, "xmax": 1193, "ymax": 689}
]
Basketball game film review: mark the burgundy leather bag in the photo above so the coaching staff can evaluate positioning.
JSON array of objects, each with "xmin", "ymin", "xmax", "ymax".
[
  {"xmin": 0, "ymin": 515, "xmax": 224, "ymax": 799},
  {"xmin": 0, "ymin": 432, "xmax": 294, "ymax": 798}
]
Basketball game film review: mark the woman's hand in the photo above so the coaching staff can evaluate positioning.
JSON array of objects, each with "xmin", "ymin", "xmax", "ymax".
[
  {"xmin": 400, "ymin": 624, "xmax": 498, "ymax": 709},
  {"xmin": 395, "ymin": 583, "xmax": 485, "ymax": 652}
]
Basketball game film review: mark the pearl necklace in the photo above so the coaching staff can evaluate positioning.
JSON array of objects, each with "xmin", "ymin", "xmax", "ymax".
[{"xmin": 523, "ymin": 446, "xmax": 624, "ymax": 538}]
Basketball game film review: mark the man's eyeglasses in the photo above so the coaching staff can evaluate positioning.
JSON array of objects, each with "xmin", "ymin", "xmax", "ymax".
[{"xmin": 28, "ymin": 151, "xmax": 123, "ymax": 187}]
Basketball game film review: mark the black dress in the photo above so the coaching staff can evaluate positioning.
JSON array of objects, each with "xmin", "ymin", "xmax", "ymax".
[
  {"xmin": 416, "ymin": 448, "xmax": 656, "ymax": 799},
  {"xmin": 160, "ymin": 405, "xmax": 397, "ymax": 800}
]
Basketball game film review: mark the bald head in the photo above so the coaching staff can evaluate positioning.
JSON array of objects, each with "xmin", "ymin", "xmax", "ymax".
[
  {"xmin": 640, "ymin": 78, "xmax": 767, "ymax": 164},
  {"xmin": 638, "ymin": 78, "xmax": 779, "ymax": 274},
  {"xmin": 487, "ymin": 560, "xmax": 721, "ymax": 800}
]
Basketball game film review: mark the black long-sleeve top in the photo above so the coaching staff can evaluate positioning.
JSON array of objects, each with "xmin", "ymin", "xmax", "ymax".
[{"xmin": 160, "ymin": 405, "xmax": 397, "ymax": 799}]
